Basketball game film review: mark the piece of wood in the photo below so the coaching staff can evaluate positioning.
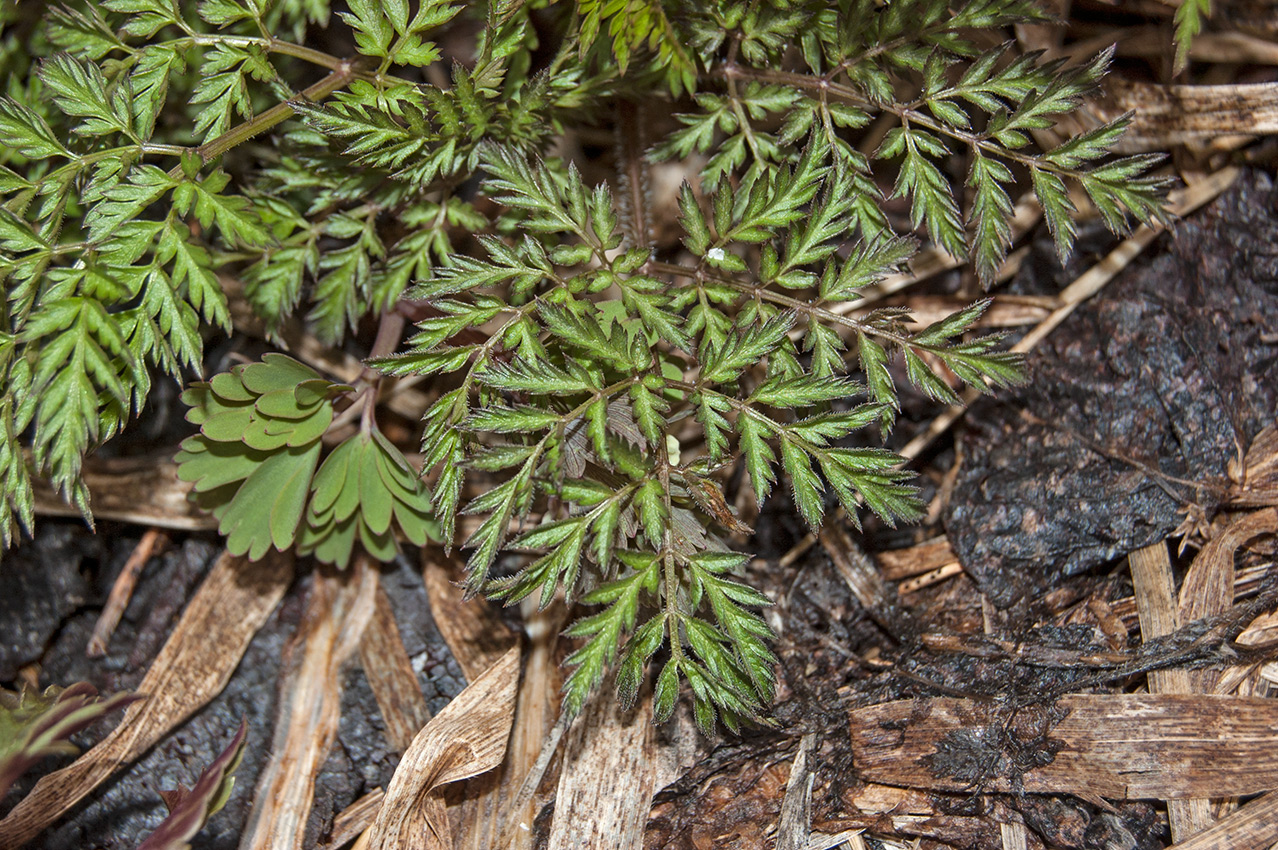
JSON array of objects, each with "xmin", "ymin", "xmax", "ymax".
[
  {"xmin": 1129, "ymin": 541, "xmax": 1212, "ymax": 840},
  {"xmin": 360, "ymin": 584, "xmax": 432, "ymax": 753},
  {"xmin": 874, "ymin": 536, "xmax": 959, "ymax": 581},
  {"xmin": 899, "ymin": 563, "xmax": 964, "ymax": 594},
  {"xmin": 999, "ymin": 822, "xmax": 1028, "ymax": 850},
  {"xmin": 845, "ymin": 783, "xmax": 936, "ymax": 817},
  {"xmin": 849, "ymin": 694, "xmax": 1278, "ymax": 799},
  {"xmin": 1234, "ymin": 425, "xmax": 1278, "ymax": 505},
  {"xmin": 0, "ymin": 549, "xmax": 293, "ymax": 848},
  {"xmin": 546, "ymin": 690, "xmax": 659, "ymax": 850},
  {"xmin": 1166, "ymin": 791, "xmax": 1278, "ymax": 850},
  {"xmin": 240, "ymin": 560, "xmax": 378, "ymax": 850},
  {"xmin": 1098, "ymin": 79, "xmax": 1278, "ymax": 150}
]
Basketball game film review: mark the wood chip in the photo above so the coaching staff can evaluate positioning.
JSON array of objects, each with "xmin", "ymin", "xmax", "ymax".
[
  {"xmin": 456, "ymin": 601, "xmax": 562, "ymax": 850},
  {"xmin": 898, "ymin": 564, "xmax": 965, "ymax": 595},
  {"xmin": 240, "ymin": 559, "xmax": 378, "ymax": 850},
  {"xmin": 1129, "ymin": 541, "xmax": 1195, "ymax": 695},
  {"xmin": 874, "ymin": 536, "xmax": 959, "ymax": 581},
  {"xmin": 1165, "ymin": 791, "xmax": 1278, "ymax": 850},
  {"xmin": 0, "ymin": 549, "xmax": 293, "ymax": 848},
  {"xmin": 773, "ymin": 734, "xmax": 816, "ymax": 850},
  {"xmin": 845, "ymin": 783, "xmax": 936, "ymax": 817},
  {"xmin": 360, "ymin": 583, "xmax": 432, "ymax": 753},
  {"xmin": 1234, "ymin": 425, "xmax": 1278, "ymax": 505},
  {"xmin": 850, "ymin": 694, "xmax": 1278, "ymax": 799},
  {"xmin": 1133, "ymin": 530, "xmax": 1214, "ymax": 848},
  {"xmin": 365, "ymin": 646, "xmax": 520, "ymax": 850},
  {"xmin": 999, "ymin": 822, "xmax": 1028, "ymax": 850},
  {"xmin": 1096, "ymin": 79, "xmax": 1278, "ymax": 151}
]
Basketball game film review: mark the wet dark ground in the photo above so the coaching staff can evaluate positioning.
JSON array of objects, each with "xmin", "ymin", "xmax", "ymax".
[{"xmin": 946, "ymin": 173, "xmax": 1278, "ymax": 606}]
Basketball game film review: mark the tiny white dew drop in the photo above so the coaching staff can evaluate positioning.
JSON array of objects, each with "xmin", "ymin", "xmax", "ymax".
[{"xmin": 706, "ymin": 247, "xmax": 726, "ymax": 262}]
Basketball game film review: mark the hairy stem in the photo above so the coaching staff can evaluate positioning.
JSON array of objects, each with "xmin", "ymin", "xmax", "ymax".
[
  {"xmin": 184, "ymin": 34, "xmax": 351, "ymax": 71},
  {"xmin": 168, "ymin": 60, "xmax": 363, "ymax": 178},
  {"xmin": 360, "ymin": 308, "xmax": 408, "ymax": 434}
]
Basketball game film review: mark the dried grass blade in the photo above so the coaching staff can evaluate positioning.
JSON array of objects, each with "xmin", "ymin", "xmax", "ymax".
[
  {"xmin": 422, "ymin": 554, "xmax": 517, "ymax": 682},
  {"xmin": 365, "ymin": 646, "xmax": 520, "ymax": 850},
  {"xmin": 30, "ymin": 454, "xmax": 217, "ymax": 531},
  {"xmin": 774, "ymin": 734, "xmax": 816, "ymax": 850},
  {"xmin": 360, "ymin": 584, "xmax": 431, "ymax": 753}
]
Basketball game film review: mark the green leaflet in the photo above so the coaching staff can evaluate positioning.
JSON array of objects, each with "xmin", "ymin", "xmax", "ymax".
[
  {"xmin": 218, "ymin": 443, "xmax": 320, "ymax": 559},
  {"xmin": 299, "ymin": 429, "xmax": 435, "ymax": 568}
]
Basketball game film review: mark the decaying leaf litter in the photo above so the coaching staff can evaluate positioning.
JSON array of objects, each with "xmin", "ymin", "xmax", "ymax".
[{"xmin": 4, "ymin": 3, "xmax": 1278, "ymax": 850}]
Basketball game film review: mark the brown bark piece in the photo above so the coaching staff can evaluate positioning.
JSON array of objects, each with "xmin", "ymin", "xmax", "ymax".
[
  {"xmin": 849, "ymin": 694, "xmax": 1278, "ymax": 799},
  {"xmin": 0, "ymin": 549, "xmax": 294, "ymax": 848}
]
